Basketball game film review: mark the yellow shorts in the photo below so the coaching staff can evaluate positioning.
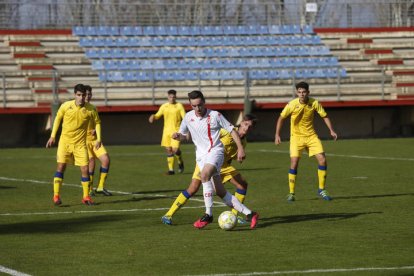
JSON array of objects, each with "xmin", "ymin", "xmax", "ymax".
[
  {"xmin": 161, "ymin": 131, "xmax": 181, "ymax": 148},
  {"xmin": 87, "ymin": 139, "xmax": 108, "ymax": 159},
  {"xmin": 290, "ymin": 135, "xmax": 324, "ymax": 157},
  {"xmin": 192, "ymin": 162, "xmax": 239, "ymax": 183},
  {"xmin": 57, "ymin": 140, "xmax": 88, "ymax": 166}
]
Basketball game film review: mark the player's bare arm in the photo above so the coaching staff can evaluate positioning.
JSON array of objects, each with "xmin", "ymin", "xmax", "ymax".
[
  {"xmin": 148, "ymin": 114, "xmax": 155, "ymax": 123},
  {"xmin": 275, "ymin": 116, "xmax": 285, "ymax": 145},
  {"xmin": 46, "ymin": 137, "xmax": 55, "ymax": 148},
  {"xmin": 323, "ymin": 117, "xmax": 338, "ymax": 140},
  {"xmin": 230, "ymin": 130, "xmax": 246, "ymax": 162}
]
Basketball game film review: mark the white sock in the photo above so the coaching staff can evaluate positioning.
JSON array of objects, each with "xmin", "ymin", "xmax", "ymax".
[
  {"xmin": 222, "ymin": 192, "xmax": 251, "ymax": 215},
  {"xmin": 202, "ymin": 181, "xmax": 214, "ymax": 216}
]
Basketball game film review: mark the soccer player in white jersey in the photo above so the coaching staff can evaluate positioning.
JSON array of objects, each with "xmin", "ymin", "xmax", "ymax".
[{"xmin": 172, "ymin": 90, "xmax": 259, "ymax": 229}]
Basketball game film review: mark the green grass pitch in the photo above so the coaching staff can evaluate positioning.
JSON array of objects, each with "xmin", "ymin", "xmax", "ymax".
[{"xmin": 0, "ymin": 138, "xmax": 413, "ymax": 275}]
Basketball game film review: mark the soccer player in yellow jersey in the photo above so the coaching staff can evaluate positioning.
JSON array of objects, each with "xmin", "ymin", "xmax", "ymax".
[
  {"xmin": 149, "ymin": 89, "xmax": 185, "ymax": 175},
  {"xmin": 85, "ymin": 85, "xmax": 112, "ymax": 196},
  {"xmin": 46, "ymin": 84, "xmax": 101, "ymax": 206},
  {"xmin": 275, "ymin": 81, "xmax": 338, "ymax": 202},
  {"xmin": 161, "ymin": 114, "xmax": 257, "ymax": 225}
]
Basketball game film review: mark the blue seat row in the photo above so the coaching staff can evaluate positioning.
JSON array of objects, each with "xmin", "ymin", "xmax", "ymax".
[
  {"xmin": 79, "ymin": 35, "xmax": 321, "ymax": 47},
  {"xmin": 91, "ymin": 57, "xmax": 339, "ymax": 71},
  {"xmin": 99, "ymin": 67, "xmax": 346, "ymax": 82},
  {"xmin": 85, "ymin": 46, "xmax": 330, "ymax": 59},
  {"xmin": 74, "ymin": 25, "xmax": 313, "ymax": 36}
]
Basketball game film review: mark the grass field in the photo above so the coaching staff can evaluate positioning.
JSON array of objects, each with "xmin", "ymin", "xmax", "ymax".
[{"xmin": 0, "ymin": 138, "xmax": 413, "ymax": 276}]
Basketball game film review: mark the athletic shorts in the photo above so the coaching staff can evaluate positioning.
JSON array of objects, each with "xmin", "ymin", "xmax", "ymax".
[
  {"xmin": 196, "ymin": 149, "xmax": 224, "ymax": 177},
  {"xmin": 161, "ymin": 131, "xmax": 181, "ymax": 148},
  {"xmin": 56, "ymin": 140, "xmax": 88, "ymax": 166},
  {"xmin": 290, "ymin": 134, "xmax": 324, "ymax": 157},
  {"xmin": 192, "ymin": 161, "xmax": 239, "ymax": 183},
  {"xmin": 87, "ymin": 139, "xmax": 108, "ymax": 159}
]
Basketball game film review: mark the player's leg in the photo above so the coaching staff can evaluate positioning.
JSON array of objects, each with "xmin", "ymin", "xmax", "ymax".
[
  {"xmin": 80, "ymin": 165, "xmax": 94, "ymax": 205},
  {"xmin": 309, "ymin": 137, "xmax": 331, "ymax": 200},
  {"xmin": 287, "ymin": 137, "xmax": 302, "ymax": 202},
  {"xmin": 88, "ymin": 157, "xmax": 95, "ymax": 195},
  {"xmin": 165, "ymin": 147, "xmax": 175, "ymax": 175},
  {"xmin": 53, "ymin": 162, "xmax": 66, "ymax": 205},
  {"xmin": 315, "ymin": 153, "xmax": 331, "ymax": 200},
  {"xmin": 173, "ymin": 148, "xmax": 184, "ymax": 173},
  {"xmin": 95, "ymin": 152, "xmax": 112, "ymax": 196},
  {"xmin": 212, "ymin": 174, "xmax": 259, "ymax": 229},
  {"xmin": 74, "ymin": 145, "xmax": 94, "ymax": 205},
  {"xmin": 162, "ymin": 178, "xmax": 201, "ymax": 225},
  {"xmin": 228, "ymin": 173, "xmax": 248, "ymax": 216}
]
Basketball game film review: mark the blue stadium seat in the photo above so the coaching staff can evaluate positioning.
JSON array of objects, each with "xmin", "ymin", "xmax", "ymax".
[
  {"xmin": 120, "ymin": 26, "xmax": 143, "ymax": 36},
  {"xmin": 110, "ymin": 48, "xmax": 124, "ymax": 58},
  {"xmin": 268, "ymin": 25, "xmax": 281, "ymax": 34},
  {"xmin": 143, "ymin": 26, "xmax": 156, "ymax": 35},
  {"xmin": 98, "ymin": 71, "xmax": 107, "ymax": 81},
  {"xmin": 85, "ymin": 49, "xmax": 98, "ymax": 58},
  {"xmin": 97, "ymin": 26, "xmax": 119, "ymax": 36},
  {"xmin": 222, "ymin": 70, "xmax": 244, "ymax": 80},
  {"xmin": 98, "ymin": 48, "xmax": 111, "ymax": 58},
  {"xmin": 92, "ymin": 60, "xmax": 104, "ymax": 70},
  {"xmin": 281, "ymin": 25, "xmax": 294, "ymax": 34},
  {"xmin": 279, "ymin": 69, "xmax": 293, "ymax": 79},
  {"xmin": 257, "ymin": 25, "xmax": 268, "ymax": 34},
  {"xmin": 115, "ymin": 37, "xmax": 129, "ymax": 47},
  {"xmin": 223, "ymin": 26, "xmax": 238, "ymax": 35},
  {"xmin": 178, "ymin": 26, "xmax": 191, "ymax": 36},
  {"xmin": 165, "ymin": 26, "xmax": 178, "ymax": 35},
  {"xmin": 136, "ymin": 71, "xmax": 152, "ymax": 81},
  {"xmin": 84, "ymin": 26, "xmax": 98, "ymax": 36},
  {"xmin": 123, "ymin": 71, "xmax": 137, "ymax": 82},
  {"xmin": 73, "ymin": 26, "xmax": 85, "ymax": 36},
  {"xmin": 302, "ymin": 25, "xmax": 313, "ymax": 34},
  {"xmin": 155, "ymin": 26, "xmax": 168, "ymax": 36},
  {"xmin": 189, "ymin": 26, "xmax": 202, "ymax": 35}
]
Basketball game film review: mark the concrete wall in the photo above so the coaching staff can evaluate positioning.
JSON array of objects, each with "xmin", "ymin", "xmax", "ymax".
[{"xmin": 0, "ymin": 105, "xmax": 413, "ymax": 147}]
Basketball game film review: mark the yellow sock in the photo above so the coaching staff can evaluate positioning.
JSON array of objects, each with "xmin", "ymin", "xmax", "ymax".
[
  {"xmin": 175, "ymin": 153, "xmax": 183, "ymax": 165},
  {"xmin": 318, "ymin": 166, "xmax": 327, "ymax": 190},
  {"xmin": 53, "ymin": 172, "xmax": 63, "ymax": 196},
  {"xmin": 81, "ymin": 177, "xmax": 90, "ymax": 198},
  {"xmin": 97, "ymin": 167, "xmax": 109, "ymax": 190},
  {"xmin": 232, "ymin": 189, "xmax": 246, "ymax": 216},
  {"xmin": 167, "ymin": 155, "xmax": 174, "ymax": 171},
  {"xmin": 88, "ymin": 173, "xmax": 94, "ymax": 193},
  {"xmin": 289, "ymin": 169, "xmax": 297, "ymax": 194},
  {"xmin": 165, "ymin": 191, "xmax": 190, "ymax": 217}
]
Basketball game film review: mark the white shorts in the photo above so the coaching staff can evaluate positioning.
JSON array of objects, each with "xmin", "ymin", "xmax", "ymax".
[{"xmin": 196, "ymin": 149, "xmax": 224, "ymax": 176}]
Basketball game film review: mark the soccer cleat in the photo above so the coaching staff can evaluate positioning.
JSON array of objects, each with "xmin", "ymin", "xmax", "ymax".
[
  {"xmin": 53, "ymin": 195, "xmax": 62, "ymax": 206},
  {"xmin": 318, "ymin": 189, "xmax": 332, "ymax": 201},
  {"xmin": 178, "ymin": 162, "xmax": 184, "ymax": 173},
  {"xmin": 89, "ymin": 190, "xmax": 96, "ymax": 197},
  {"xmin": 287, "ymin": 193, "xmax": 296, "ymax": 202},
  {"xmin": 82, "ymin": 196, "xmax": 95, "ymax": 206},
  {"xmin": 193, "ymin": 213, "xmax": 213, "ymax": 229},
  {"xmin": 237, "ymin": 216, "xmax": 247, "ymax": 225},
  {"xmin": 166, "ymin": 170, "xmax": 175, "ymax": 175},
  {"xmin": 95, "ymin": 188, "xmax": 112, "ymax": 196},
  {"xmin": 161, "ymin": 215, "xmax": 173, "ymax": 225},
  {"xmin": 246, "ymin": 211, "xmax": 259, "ymax": 229}
]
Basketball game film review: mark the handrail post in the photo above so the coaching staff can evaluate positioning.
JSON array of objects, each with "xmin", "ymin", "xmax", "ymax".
[
  {"xmin": 243, "ymin": 69, "xmax": 251, "ymax": 115},
  {"xmin": 104, "ymin": 70, "xmax": 108, "ymax": 106},
  {"xmin": 2, "ymin": 73, "xmax": 6, "ymax": 108}
]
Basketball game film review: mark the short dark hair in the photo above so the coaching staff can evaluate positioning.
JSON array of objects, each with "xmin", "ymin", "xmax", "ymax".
[
  {"xmin": 243, "ymin": 113, "xmax": 258, "ymax": 125},
  {"xmin": 167, "ymin": 89, "xmax": 177, "ymax": 95},
  {"xmin": 84, "ymin": 85, "xmax": 92, "ymax": 92},
  {"xmin": 74, "ymin": 83, "xmax": 86, "ymax": 94},
  {"xmin": 295, "ymin": 81, "xmax": 309, "ymax": 91},
  {"xmin": 188, "ymin": 90, "xmax": 205, "ymax": 102}
]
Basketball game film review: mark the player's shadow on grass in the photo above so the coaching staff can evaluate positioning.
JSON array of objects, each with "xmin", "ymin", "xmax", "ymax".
[
  {"xmin": 129, "ymin": 189, "xmax": 183, "ymax": 194},
  {"xmin": 0, "ymin": 215, "xmax": 132, "ymax": 234},
  {"xmin": 258, "ymin": 212, "xmax": 381, "ymax": 228},
  {"xmin": 98, "ymin": 195, "xmax": 172, "ymax": 205},
  {"xmin": 0, "ymin": 185, "xmax": 16, "ymax": 189},
  {"xmin": 326, "ymin": 193, "xmax": 414, "ymax": 200},
  {"xmin": 238, "ymin": 167, "xmax": 275, "ymax": 172}
]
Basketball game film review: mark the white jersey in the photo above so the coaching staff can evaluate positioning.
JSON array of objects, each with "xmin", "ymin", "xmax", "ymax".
[{"xmin": 179, "ymin": 109, "xmax": 234, "ymax": 160}]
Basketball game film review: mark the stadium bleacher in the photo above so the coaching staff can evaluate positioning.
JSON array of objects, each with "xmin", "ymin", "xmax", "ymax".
[{"xmin": 73, "ymin": 25, "xmax": 346, "ymax": 83}]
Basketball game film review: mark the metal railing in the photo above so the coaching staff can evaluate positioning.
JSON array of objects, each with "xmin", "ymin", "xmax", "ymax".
[{"xmin": 0, "ymin": 0, "xmax": 413, "ymax": 29}]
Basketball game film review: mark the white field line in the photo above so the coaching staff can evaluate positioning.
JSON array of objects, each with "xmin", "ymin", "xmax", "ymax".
[
  {"xmin": 0, "ymin": 176, "xmax": 226, "ymax": 217},
  {"xmin": 258, "ymin": 149, "xmax": 414, "ymax": 161},
  {"xmin": 0, "ymin": 265, "xmax": 32, "ymax": 276},
  {"xmin": 187, "ymin": 265, "xmax": 414, "ymax": 276}
]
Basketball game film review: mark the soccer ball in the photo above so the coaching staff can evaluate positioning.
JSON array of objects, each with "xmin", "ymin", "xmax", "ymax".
[{"xmin": 218, "ymin": 211, "xmax": 237, "ymax": 231}]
